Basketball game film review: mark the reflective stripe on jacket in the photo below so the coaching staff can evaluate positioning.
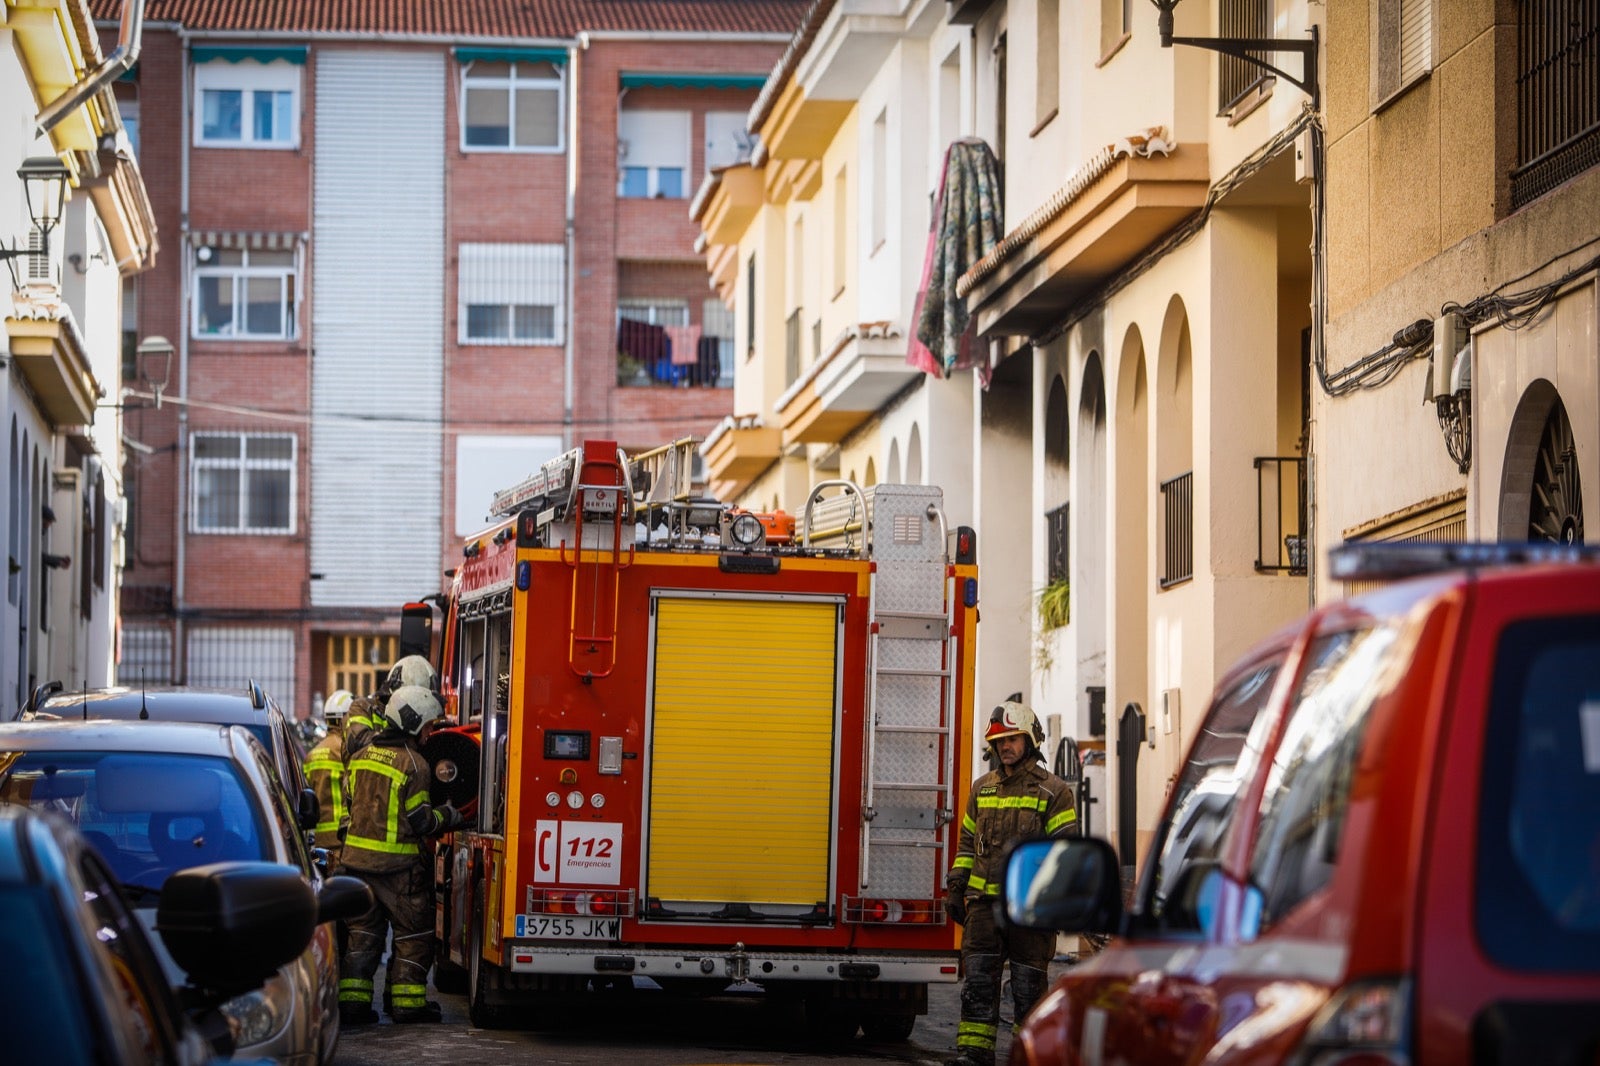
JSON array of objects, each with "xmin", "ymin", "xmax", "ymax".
[
  {"xmin": 305, "ymin": 729, "xmax": 347, "ymax": 846},
  {"xmin": 948, "ymin": 758, "xmax": 1076, "ymax": 898},
  {"xmin": 343, "ymin": 694, "xmax": 387, "ymax": 762},
  {"xmin": 342, "ymin": 734, "xmax": 443, "ymax": 873}
]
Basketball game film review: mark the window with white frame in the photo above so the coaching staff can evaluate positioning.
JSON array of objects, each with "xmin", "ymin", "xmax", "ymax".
[
  {"xmin": 705, "ymin": 111, "xmax": 754, "ymax": 172},
  {"xmin": 618, "ymin": 110, "xmax": 690, "ymax": 198},
  {"xmin": 192, "ymin": 245, "xmax": 298, "ymax": 339},
  {"xmin": 459, "ymin": 243, "xmax": 564, "ymax": 344},
  {"xmin": 193, "ymin": 60, "xmax": 300, "ymax": 148},
  {"xmin": 617, "ymin": 299, "xmax": 689, "ymax": 327},
  {"xmin": 462, "ymin": 60, "xmax": 563, "ymax": 151},
  {"xmin": 190, "ymin": 433, "xmax": 295, "ymax": 534}
]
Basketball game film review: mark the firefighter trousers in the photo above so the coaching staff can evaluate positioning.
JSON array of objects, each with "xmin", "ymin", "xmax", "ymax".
[
  {"xmin": 340, "ymin": 863, "xmax": 436, "ymax": 1014},
  {"xmin": 953, "ymin": 901, "xmax": 1055, "ymax": 1066}
]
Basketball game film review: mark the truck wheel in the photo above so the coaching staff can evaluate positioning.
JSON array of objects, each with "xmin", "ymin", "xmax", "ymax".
[
  {"xmin": 861, "ymin": 1010, "xmax": 917, "ymax": 1042},
  {"xmin": 467, "ymin": 900, "xmax": 507, "ymax": 1029},
  {"xmin": 804, "ymin": 994, "xmax": 860, "ymax": 1044},
  {"xmin": 433, "ymin": 958, "xmax": 467, "ymax": 994}
]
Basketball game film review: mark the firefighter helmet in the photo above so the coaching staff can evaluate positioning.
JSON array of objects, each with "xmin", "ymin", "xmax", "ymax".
[
  {"xmin": 986, "ymin": 700, "xmax": 1045, "ymax": 751},
  {"xmin": 384, "ymin": 655, "xmax": 439, "ymax": 695},
  {"xmin": 323, "ymin": 689, "xmax": 354, "ymax": 725},
  {"xmin": 385, "ymin": 684, "xmax": 444, "ymax": 735}
]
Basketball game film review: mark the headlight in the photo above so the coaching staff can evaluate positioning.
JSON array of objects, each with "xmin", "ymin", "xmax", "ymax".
[
  {"xmin": 222, "ymin": 972, "xmax": 293, "ymax": 1048},
  {"xmin": 731, "ymin": 513, "xmax": 764, "ymax": 547}
]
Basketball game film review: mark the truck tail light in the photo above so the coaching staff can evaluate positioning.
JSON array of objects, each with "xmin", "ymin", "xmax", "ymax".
[
  {"xmin": 842, "ymin": 896, "xmax": 941, "ymax": 924},
  {"xmin": 1291, "ymin": 977, "xmax": 1411, "ymax": 1066},
  {"xmin": 526, "ymin": 888, "xmax": 637, "ymax": 918}
]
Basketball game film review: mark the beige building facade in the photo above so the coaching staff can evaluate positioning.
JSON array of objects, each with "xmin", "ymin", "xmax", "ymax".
[{"xmin": 1320, "ymin": 2, "xmax": 1597, "ymax": 581}]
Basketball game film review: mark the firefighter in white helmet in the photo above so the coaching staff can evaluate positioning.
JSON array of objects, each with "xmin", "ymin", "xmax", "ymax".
[
  {"xmin": 305, "ymin": 689, "xmax": 355, "ymax": 867},
  {"xmin": 944, "ymin": 699, "xmax": 1077, "ymax": 1066},
  {"xmin": 338, "ymin": 684, "xmax": 465, "ymax": 1025},
  {"xmin": 344, "ymin": 655, "xmax": 438, "ymax": 762}
]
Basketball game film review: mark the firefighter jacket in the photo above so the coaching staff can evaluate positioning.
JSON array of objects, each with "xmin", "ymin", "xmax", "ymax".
[
  {"xmin": 947, "ymin": 756, "xmax": 1077, "ymax": 900},
  {"xmin": 342, "ymin": 694, "xmax": 387, "ymax": 762},
  {"xmin": 342, "ymin": 731, "xmax": 451, "ymax": 874},
  {"xmin": 305, "ymin": 728, "xmax": 348, "ymax": 851}
]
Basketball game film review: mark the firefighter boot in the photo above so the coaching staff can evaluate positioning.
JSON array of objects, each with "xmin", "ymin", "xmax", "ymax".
[
  {"xmin": 339, "ymin": 1002, "xmax": 378, "ymax": 1026},
  {"xmin": 389, "ymin": 1001, "xmax": 443, "ymax": 1024}
]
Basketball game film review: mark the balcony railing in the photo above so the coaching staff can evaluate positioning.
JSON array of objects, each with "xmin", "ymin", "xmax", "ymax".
[
  {"xmin": 1045, "ymin": 501, "xmax": 1069, "ymax": 584},
  {"xmin": 616, "ymin": 317, "xmax": 733, "ymax": 388},
  {"xmin": 1513, "ymin": 0, "xmax": 1600, "ymax": 208},
  {"xmin": 1159, "ymin": 471, "xmax": 1193, "ymax": 589},
  {"xmin": 1254, "ymin": 456, "xmax": 1307, "ymax": 574}
]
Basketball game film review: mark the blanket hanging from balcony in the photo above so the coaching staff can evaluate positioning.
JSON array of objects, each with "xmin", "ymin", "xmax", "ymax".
[{"xmin": 909, "ymin": 137, "xmax": 1002, "ymax": 386}]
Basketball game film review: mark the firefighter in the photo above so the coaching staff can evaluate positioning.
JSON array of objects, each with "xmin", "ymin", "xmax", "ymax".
[
  {"xmin": 344, "ymin": 655, "xmax": 438, "ymax": 761},
  {"xmin": 944, "ymin": 699, "xmax": 1077, "ymax": 1066},
  {"xmin": 338, "ymin": 684, "xmax": 465, "ymax": 1025},
  {"xmin": 305, "ymin": 689, "xmax": 354, "ymax": 868}
]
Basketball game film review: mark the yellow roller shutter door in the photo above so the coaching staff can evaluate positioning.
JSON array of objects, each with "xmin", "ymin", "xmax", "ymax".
[{"xmin": 648, "ymin": 596, "xmax": 839, "ymax": 906}]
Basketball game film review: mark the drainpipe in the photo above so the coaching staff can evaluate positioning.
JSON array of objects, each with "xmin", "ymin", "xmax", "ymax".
[
  {"xmin": 563, "ymin": 35, "xmax": 586, "ymax": 448},
  {"xmin": 36, "ymin": 0, "xmax": 145, "ymax": 135},
  {"xmin": 174, "ymin": 30, "xmax": 192, "ymax": 682}
]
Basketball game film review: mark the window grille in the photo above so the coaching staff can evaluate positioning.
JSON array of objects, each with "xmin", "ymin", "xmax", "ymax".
[
  {"xmin": 785, "ymin": 309, "xmax": 803, "ymax": 387},
  {"xmin": 190, "ymin": 432, "xmax": 296, "ymax": 534},
  {"xmin": 1219, "ymin": 0, "xmax": 1272, "ymax": 112},
  {"xmin": 1159, "ymin": 471, "xmax": 1193, "ymax": 588},
  {"xmin": 1513, "ymin": 0, "xmax": 1600, "ymax": 208},
  {"xmin": 1046, "ymin": 501, "xmax": 1070, "ymax": 584}
]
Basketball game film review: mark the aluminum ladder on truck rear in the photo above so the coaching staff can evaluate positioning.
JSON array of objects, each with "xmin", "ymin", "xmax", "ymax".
[{"xmin": 811, "ymin": 483, "xmax": 958, "ymax": 912}]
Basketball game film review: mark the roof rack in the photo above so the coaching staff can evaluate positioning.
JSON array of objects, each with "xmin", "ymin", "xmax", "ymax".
[{"xmin": 1328, "ymin": 541, "xmax": 1600, "ymax": 582}]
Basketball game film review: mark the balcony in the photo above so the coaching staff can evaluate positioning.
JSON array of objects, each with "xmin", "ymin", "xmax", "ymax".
[
  {"xmin": 960, "ymin": 135, "xmax": 1208, "ymax": 339},
  {"xmin": 701, "ymin": 414, "xmax": 782, "ymax": 496},
  {"xmin": 6, "ymin": 306, "xmax": 98, "ymax": 427},
  {"xmin": 1254, "ymin": 457, "xmax": 1307, "ymax": 574},
  {"xmin": 773, "ymin": 322, "xmax": 920, "ymax": 446}
]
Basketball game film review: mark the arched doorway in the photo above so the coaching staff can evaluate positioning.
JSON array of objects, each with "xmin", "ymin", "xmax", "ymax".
[{"xmin": 1499, "ymin": 383, "xmax": 1585, "ymax": 544}]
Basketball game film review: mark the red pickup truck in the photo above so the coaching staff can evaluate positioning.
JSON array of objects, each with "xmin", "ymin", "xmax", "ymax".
[{"xmin": 1003, "ymin": 543, "xmax": 1600, "ymax": 1065}]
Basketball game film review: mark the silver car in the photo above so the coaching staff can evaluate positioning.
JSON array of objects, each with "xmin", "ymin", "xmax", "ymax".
[{"xmin": 0, "ymin": 720, "xmax": 348, "ymax": 1065}]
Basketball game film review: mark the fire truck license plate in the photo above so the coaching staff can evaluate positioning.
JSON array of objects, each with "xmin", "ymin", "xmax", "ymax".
[{"xmin": 519, "ymin": 915, "xmax": 622, "ymax": 940}]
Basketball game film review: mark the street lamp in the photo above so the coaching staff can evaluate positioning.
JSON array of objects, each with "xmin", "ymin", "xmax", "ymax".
[
  {"xmin": 2, "ymin": 155, "xmax": 73, "ymax": 276},
  {"xmin": 137, "ymin": 334, "xmax": 175, "ymax": 408}
]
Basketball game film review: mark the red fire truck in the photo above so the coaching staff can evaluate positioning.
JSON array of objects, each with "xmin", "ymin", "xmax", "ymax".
[{"xmin": 418, "ymin": 439, "xmax": 980, "ymax": 1038}]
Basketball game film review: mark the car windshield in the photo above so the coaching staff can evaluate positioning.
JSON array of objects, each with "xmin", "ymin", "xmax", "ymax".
[
  {"xmin": 0, "ymin": 884, "xmax": 96, "ymax": 1063},
  {"xmin": 0, "ymin": 751, "xmax": 267, "ymax": 892}
]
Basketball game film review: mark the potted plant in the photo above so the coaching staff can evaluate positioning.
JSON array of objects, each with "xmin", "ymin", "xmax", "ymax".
[{"xmin": 1033, "ymin": 577, "xmax": 1070, "ymax": 672}]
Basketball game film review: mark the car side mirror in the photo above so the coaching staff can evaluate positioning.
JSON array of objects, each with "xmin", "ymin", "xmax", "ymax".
[
  {"xmin": 317, "ymin": 874, "xmax": 373, "ymax": 925},
  {"xmin": 157, "ymin": 861, "xmax": 317, "ymax": 998},
  {"xmin": 1003, "ymin": 837, "xmax": 1123, "ymax": 934},
  {"xmin": 297, "ymin": 787, "xmax": 319, "ymax": 832}
]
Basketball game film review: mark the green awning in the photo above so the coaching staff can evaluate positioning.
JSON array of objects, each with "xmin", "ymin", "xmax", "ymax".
[
  {"xmin": 454, "ymin": 46, "xmax": 568, "ymax": 65},
  {"xmin": 192, "ymin": 45, "xmax": 307, "ymax": 65},
  {"xmin": 620, "ymin": 72, "xmax": 768, "ymax": 90}
]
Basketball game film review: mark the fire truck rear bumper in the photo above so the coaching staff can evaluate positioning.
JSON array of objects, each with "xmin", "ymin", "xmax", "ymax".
[{"xmin": 500, "ymin": 944, "xmax": 960, "ymax": 984}]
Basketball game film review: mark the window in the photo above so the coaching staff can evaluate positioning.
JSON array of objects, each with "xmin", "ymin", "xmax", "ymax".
[
  {"xmin": 1477, "ymin": 615, "xmax": 1600, "ymax": 972},
  {"xmin": 1141, "ymin": 658, "xmax": 1283, "ymax": 933},
  {"xmin": 461, "ymin": 60, "xmax": 563, "ymax": 151},
  {"xmin": 192, "ymin": 246, "xmax": 298, "ymax": 340},
  {"xmin": 1220, "ymin": 0, "xmax": 1272, "ymax": 112},
  {"xmin": 1036, "ymin": 0, "xmax": 1060, "ymax": 125},
  {"xmin": 705, "ymin": 111, "xmax": 754, "ymax": 171},
  {"xmin": 326, "ymin": 634, "xmax": 399, "ymax": 700},
  {"xmin": 618, "ymin": 109, "xmax": 690, "ymax": 198},
  {"xmin": 1374, "ymin": 0, "xmax": 1433, "ymax": 106},
  {"xmin": 744, "ymin": 254, "xmax": 757, "ymax": 359},
  {"xmin": 870, "ymin": 110, "xmax": 888, "ymax": 251},
  {"xmin": 1513, "ymin": 0, "xmax": 1600, "ymax": 209},
  {"xmin": 703, "ymin": 298, "xmax": 735, "ymax": 386},
  {"xmin": 458, "ymin": 243, "xmax": 564, "ymax": 345},
  {"xmin": 1248, "ymin": 625, "xmax": 1398, "ymax": 931},
  {"xmin": 120, "ymin": 98, "xmax": 140, "ymax": 156},
  {"xmin": 190, "ymin": 433, "xmax": 295, "ymax": 534},
  {"xmin": 832, "ymin": 167, "xmax": 848, "ymax": 295},
  {"xmin": 193, "ymin": 60, "xmax": 300, "ymax": 148},
  {"xmin": 1101, "ymin": 0, "xmax": 1132, "ymax": 58}
]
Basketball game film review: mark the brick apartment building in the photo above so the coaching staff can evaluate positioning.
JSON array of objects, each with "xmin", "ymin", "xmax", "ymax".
[{"xmin": 95, "ymin": 0, "xmax": 803, "ymax": 718}]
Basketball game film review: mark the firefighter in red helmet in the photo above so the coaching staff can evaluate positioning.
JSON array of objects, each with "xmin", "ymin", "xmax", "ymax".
[{"xmin": 944, "ymin": 698, "xmax": 1077, "ymax": 1066}]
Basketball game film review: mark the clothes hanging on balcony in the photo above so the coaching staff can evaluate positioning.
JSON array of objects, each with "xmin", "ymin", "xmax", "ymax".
[
  {"xmin": 618, "ymin": 318, "xmax": 672, "ymax": 382},
  {"xmin": 912, "ymin": 137, "xmax": 1002, "ymax": 386}
]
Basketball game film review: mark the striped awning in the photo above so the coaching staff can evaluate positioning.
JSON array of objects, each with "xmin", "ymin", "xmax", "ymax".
[{"xmin": 186, "ymin": 231, "xmax": 307, "ymax": 250}]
